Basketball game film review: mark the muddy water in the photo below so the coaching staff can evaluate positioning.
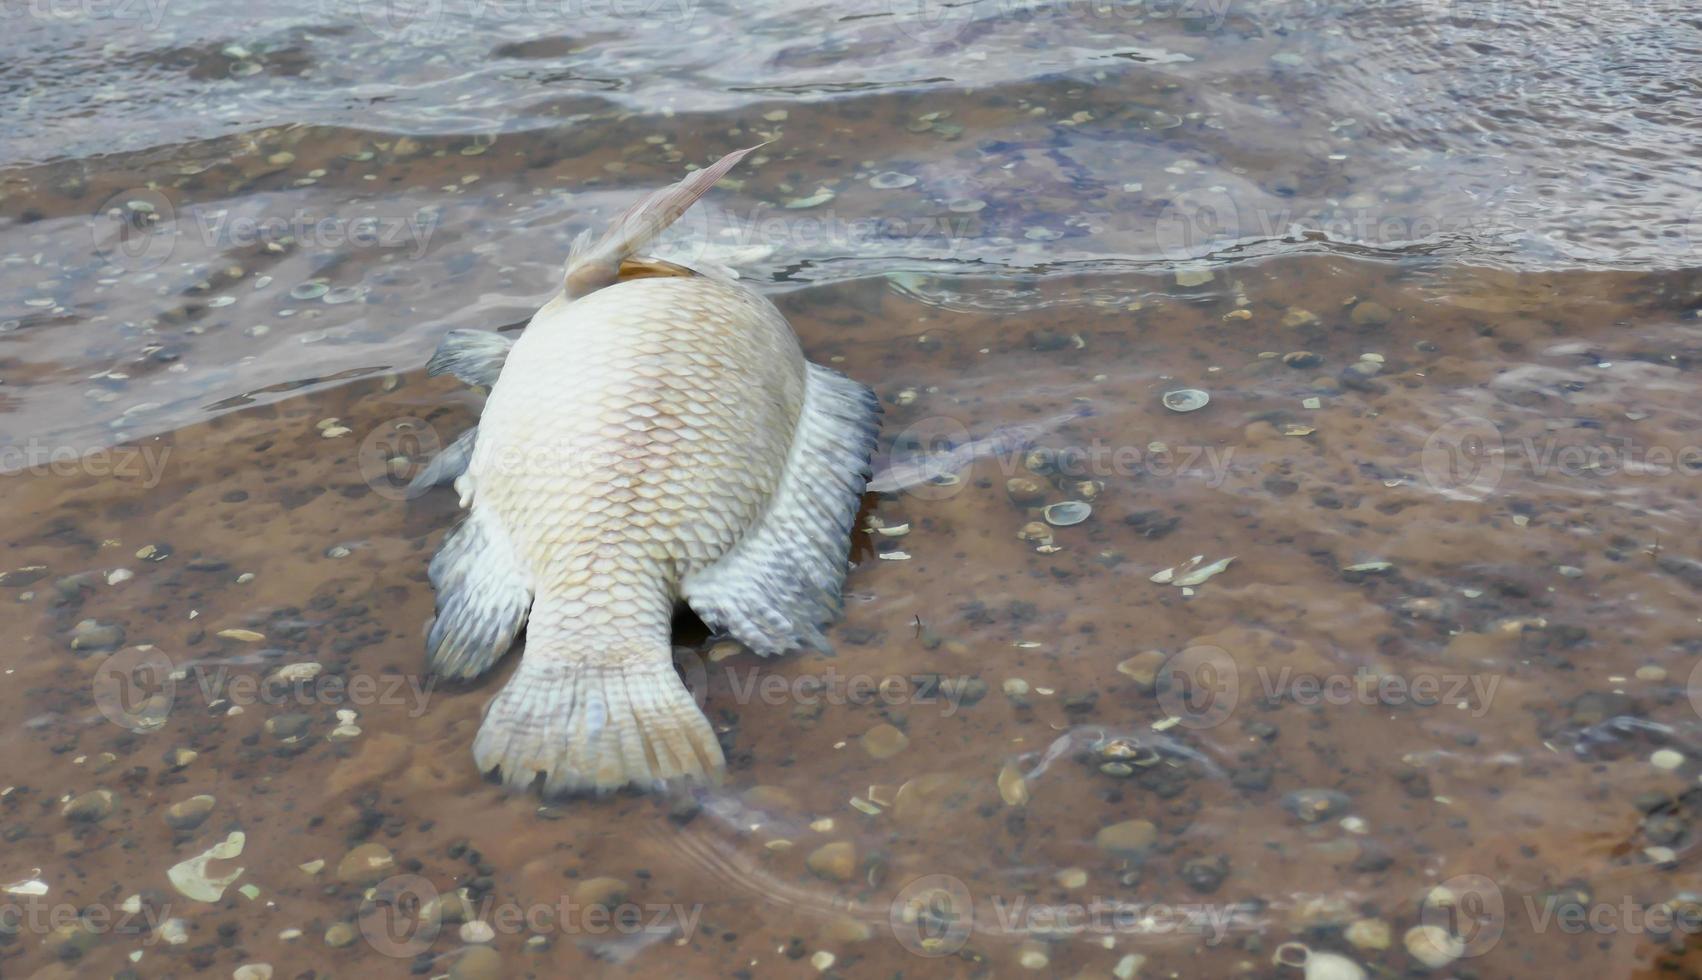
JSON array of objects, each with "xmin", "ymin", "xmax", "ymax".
[{"xmin": 5, "ymin": 1, "xmax": 1702, "ymax": 978}]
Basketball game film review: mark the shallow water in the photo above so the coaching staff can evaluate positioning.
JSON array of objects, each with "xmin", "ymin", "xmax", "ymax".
[{"xmin": 5, "ymin": 1, "xmax": 1702, "ymax": 978}]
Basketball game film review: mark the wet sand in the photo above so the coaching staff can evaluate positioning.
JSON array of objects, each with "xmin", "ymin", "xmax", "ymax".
[{"xmin": 6, "ymin": 257, "xmax": 1702, "ymax": 977}]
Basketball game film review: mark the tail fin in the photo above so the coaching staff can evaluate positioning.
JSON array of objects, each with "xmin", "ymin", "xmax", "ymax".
[
  {"xmin": 472, "ymin": 644, "xmax": 723, "ymax": 796},
  {"xmin": 563, "ymin": 144, "xmax": 764, "ymax": 299}
]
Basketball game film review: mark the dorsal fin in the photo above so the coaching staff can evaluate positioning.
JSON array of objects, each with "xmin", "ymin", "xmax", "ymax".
[
  {"xmin": 562, "ymin": 145, "xmax": 762, "ymax": 299},
  {"xmin": 617, "ymin": 255, "xmax": 698, "ymax": 281}
]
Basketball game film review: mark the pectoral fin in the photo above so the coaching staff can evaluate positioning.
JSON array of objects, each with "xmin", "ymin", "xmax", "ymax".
[
  {"xmin": 682, "ymin": 362, "xmax": 881, "ymax": 656},
  {"xmin": 426, "ymin": 507, "xmax": 532, "ymax": 680},
  {"xmin": 426, "ymin": 329, "xmax": 513, "ymax": 388}
]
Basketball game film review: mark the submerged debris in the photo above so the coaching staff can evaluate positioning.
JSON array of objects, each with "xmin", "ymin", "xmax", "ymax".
[
  {"xmin": 1042, "ymin": 500, "xmax": 1091, "ymax": 526},
  {"xmin": 1161, "ymin": 388, "xmax": 1211, "ymax": 413},
  {"xmin": 1151, "ymin": 555, "xmax": 1235, "ymax": 587}
]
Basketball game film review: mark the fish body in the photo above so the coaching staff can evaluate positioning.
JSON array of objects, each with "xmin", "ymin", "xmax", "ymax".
[{"xmin": 419, "ymin": 150, "xmax": 880, "ymax": 794}]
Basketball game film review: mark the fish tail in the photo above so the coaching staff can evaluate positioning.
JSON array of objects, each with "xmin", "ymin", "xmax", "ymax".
[
  {"xmin": 563, "ymin": 144, "xmax": 764, "ymax": 298},
  {"xmin": 472, "ymin": 634, "xmax": 724, "ymax": 796}
]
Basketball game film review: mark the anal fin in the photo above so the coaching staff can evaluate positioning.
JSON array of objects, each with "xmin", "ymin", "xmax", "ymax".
[
  {"xmin": 427, "ymin": 508, "xmax": 533, "ymax": 680},
  {"xmin": 682, "ymin": 362, "xmax": 881, "ymax": 656}
]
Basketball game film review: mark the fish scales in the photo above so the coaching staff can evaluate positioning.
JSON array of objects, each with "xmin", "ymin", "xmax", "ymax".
[{"xmin": 472, "ymin": 279, "xmax": 803, "ymax": 607}]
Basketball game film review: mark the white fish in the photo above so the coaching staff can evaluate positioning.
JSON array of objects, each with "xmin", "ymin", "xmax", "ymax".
[{"xmin": 415, "ymin": 148, "xmax": 881, "ymax": 795}]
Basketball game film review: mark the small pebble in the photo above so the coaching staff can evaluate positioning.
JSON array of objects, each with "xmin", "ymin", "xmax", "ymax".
[
  {"xmin": 448, "ymin": 946, "xmax": 503, "ymax": 980},
  {"xmin": 1350, "ymin": 301, "xmax": 1393, "ymax": 326},
  {"xmin": 1403, "ymin": 924, "xmax": 1463, "ymax": 969},
  {"xmin": 335, "ymin": 843, "xmax": 395, "ymax": 884},
  {"xmin": 1161, "ymin": 388, "xmax": 1210, "ymax": 413},
  {"xmin": 1651, "ymin": 749, "xmax": 1685, "ymax": 770},
  {"xmin": 806, "ymin": 841, "xmax": 857, "ymax": 882},
  {"xmin": 1345, "ymin": 917, "xmax": 1391, "ymax": 950},
  {"xmin": 861, "ymin": 723, "xmax": 909, "ymax": 759},
  {"xmin": 165, "ymin": 795, "xmax": 216, "ymax": 831},
  {"xmin": 571, "ymin": 876, "xmax": 628, "ymax": 910},
  {"xmin": 63, "ymin": 789, "xmax": 116, "ymax": 822},
  {"xmin": 1017, "ymin": 941, "xmax": 1050, "ymax": 969},
  {"xmin": 1095, "ymin": 819, "xmax": 1156, "ymax": 855}
]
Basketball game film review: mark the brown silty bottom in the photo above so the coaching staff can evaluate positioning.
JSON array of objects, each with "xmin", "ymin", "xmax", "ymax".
[{"xmin": 5, "ymin": 256, "xmax": 1702, "ymax": 978}]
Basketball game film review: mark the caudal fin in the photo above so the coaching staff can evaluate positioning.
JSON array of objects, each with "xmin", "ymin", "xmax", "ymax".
[
  {"xmin": 563, "ymin": 144, "xmax": 764, "ymax": 299},
  {"xmin": 472, "ymin": 648, "xmax": 723, "ymax": 796}
]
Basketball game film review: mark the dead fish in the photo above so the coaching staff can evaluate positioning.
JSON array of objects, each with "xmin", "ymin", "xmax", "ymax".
[{"xmin": 414, "ymin": 148, "xmax": 881, "ymax": 795}]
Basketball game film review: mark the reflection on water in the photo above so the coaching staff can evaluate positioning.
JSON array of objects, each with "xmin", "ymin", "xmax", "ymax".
[{"xmin": 3, "ymin": 0, "xmax": 1702, "ymax": 977}]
